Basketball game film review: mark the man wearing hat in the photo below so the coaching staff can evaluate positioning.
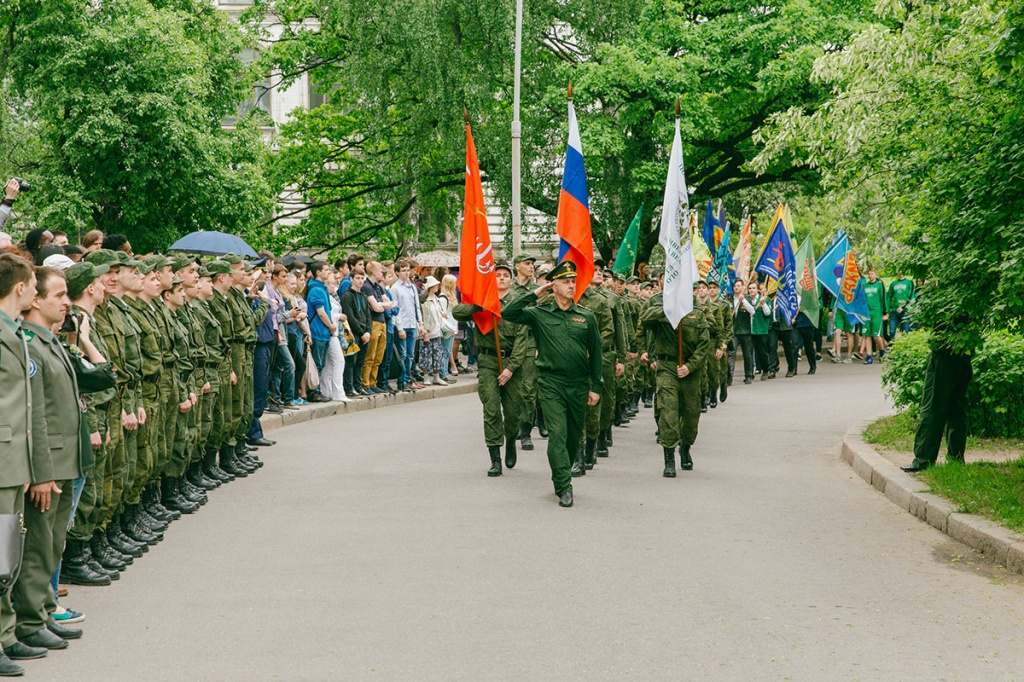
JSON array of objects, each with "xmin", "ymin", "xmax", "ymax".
[
  {"xmin": 189, "ymin": 264, "xmax": 232, "ymax": 486},
  {"xmin": 509, "ymin": 254, "xmax": 540, "ymax": 449},
  {"xmin": 86, "ymin": 250, "xmax": 153, "ymax": 552},
  {"xmin": 205, "ymin": 260, "xmax": 249, "ymax": 478},
  {"xmin": 503, "ymin": 260, "xmax": 603, "ymax": 508},
  {"xmin": 640, "ymin": 281, "xmax": 711, "ymax": 476},
  {"xmin": 58, "ymin": 261, "xmax": 125, "ymax": 585},
  {"xmin": 707, "ymin": 279, "xmax": 733, "ymax": 405},
  {"xmin": 453, "ymin": 260, "xmax": 527, "ymax": 476}
]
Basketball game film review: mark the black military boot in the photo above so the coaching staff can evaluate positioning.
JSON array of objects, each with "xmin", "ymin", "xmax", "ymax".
[
  {"xmin": 536, "ymin": 408, "xmax": 548, "ymax": 438},
  {"xmin": 237, "ymin": 441, "xmax": 262, "ymax": 472},
  {"xmin": 570, "ymin": 443, "xmax": 585, "ymax": 477},
  {"xmin": 595, "ymin": 432, "xmax": 609, "ymax": 458},
  {"xmin": 183, "ymin": 475, "xmax": 209, "ymax": 504},
  {"xmin": 605, "ymin": 427, "xmax": 614, "ymax": 449},
  {"xmin": 663, "ymin": 447, "xmax": 677, "ymax": 478},
  {"xmin": 89, "ymin": 532, "xmax": 127, "ymax": 570},
  {"xmin": 584, "ymin": 439, "xmax": 597, "ymax": 470},
  {"xmin": 125, "ymin": 506, "xmax": 162, "ymax": 544},
  {"xmin": 700, "ymin": 392, "xmax": 709, "ymax": 413},
  {"xmin": 163, "ymin": 478, "xmax": 199, "ymax": 515},
  {"xmin": 220, "ymin": 444, "xmax": 249, "ymax": 478},
  {"xmin": 679, "ymin": 443, "xmax": 693, "ymax": 471},
  {"xmin": 188, "ymin": 462, "xmax": 218, "ymax": 491},
  {"xmin": 93, "ymin": 529, "xmax": 133, "ymax": 566},
  {"xmin": 708, "ymin": 388, "xmax": 717, "ymax": 409},
  {"xmin": 505, "ymin": 437, "xmax": 517, "ymax": 469},
  {"xmin": 59, "ymin": 539, "xmax": 112, "ymax": 586},
  {"xmin": 136, "ymin": 498, "xmax": 169, "ymax": 532},
  {"xmin": 620, "ymin": 403, "xmax": 631, "ymax": 424},
  {"xmin": 487, "ymin": 446, "xmax": 502, "ymax": 477},
  {"xmin": 613, "ymin": 408, "xmax": 622, "ymax": 427},
  {"xmin": 107, "ymin": 518, "xmax": 146, "ymax": 557},
  {"xmin": 719, "ymin": 383, "xmax": 728, "ymax": 403},
  {"xmin": 643, "ymin": 390, "xmax": 653, "ymax": 409},
  {"xmin": 519, "ymin": 423, "xmax": 534, "ymax": 451},
  {"xmin": 145, "ymin": 484, "xmax": 178, "ymax": 522},
  {"xmin": 84, "ymin": 543, "xmax": 119, "ymax": 581},
  {"xmin": 204, "ymin": 448, "xmax": 232, "ymax": 483}
]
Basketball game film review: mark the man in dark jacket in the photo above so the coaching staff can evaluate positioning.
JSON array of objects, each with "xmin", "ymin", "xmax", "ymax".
[{"xmin": 341, "ymin": 271, "xmax": 372, "ymax": 396}]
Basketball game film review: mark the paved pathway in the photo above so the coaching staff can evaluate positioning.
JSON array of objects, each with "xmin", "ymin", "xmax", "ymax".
[{"xmin": 39, "ymin": 363, "xmax": 1024, "ymax": 681}]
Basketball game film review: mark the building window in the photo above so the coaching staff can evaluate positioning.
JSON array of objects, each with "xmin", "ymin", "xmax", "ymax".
[{"xmin": 308, "ymin": 75, "xmax": 327, "ymax": 110}]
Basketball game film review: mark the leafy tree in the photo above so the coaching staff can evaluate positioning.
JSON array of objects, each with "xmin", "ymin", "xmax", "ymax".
[
  {"xmin": 247, "ymin": 0, "xmax": 874, "ymax": 258},
  {"xmin": 756, "ymin": 0, "xmax": 1024, "ymax": 352},
  {"xmin": 1, "ymin": 0, "xmax": 274, "ymax": 253}
]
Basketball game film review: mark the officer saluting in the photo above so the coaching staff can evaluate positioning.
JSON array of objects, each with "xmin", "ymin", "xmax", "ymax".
[{"xmin": 502, "ymin": 261, "xmax": 603, "ymax": 508}]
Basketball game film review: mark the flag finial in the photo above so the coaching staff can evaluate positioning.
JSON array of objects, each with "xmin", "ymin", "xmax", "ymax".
[
  {"xmin": 568, "ymin": 80, "xmax": 573, "ymax": 101},
  {"xmin": 675, "ymin": 97, "xmax": 680, "ymax": 119},
  {"xmin": 463, "ymin": 107, "xmax": 469, "ymax": 124}
]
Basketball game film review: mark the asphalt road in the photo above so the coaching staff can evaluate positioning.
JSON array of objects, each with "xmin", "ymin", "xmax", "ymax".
[{"xmin": 35, "ymin": 362, "xmax": 1024, "ymax": 681}]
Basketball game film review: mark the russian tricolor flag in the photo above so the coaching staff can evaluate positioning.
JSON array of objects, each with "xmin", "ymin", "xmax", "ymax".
[{"xmin": 556, "ymin": 97, "xmax": 594, "ymax": 300}]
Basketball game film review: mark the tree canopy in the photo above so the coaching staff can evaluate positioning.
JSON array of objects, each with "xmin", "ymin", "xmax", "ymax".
[{"xmin": 248, "ymin": 0, "xmax": 875, "ymax": 259}]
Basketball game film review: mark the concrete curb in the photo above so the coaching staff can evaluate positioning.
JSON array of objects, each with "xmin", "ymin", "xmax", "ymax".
[
  {"xmin": 258, "ymin": 378, "xmax": 477, "ymax": 432},
  {"xmin": 842, "ymin": 425, "xmax": 1024, "ymax": 576}
]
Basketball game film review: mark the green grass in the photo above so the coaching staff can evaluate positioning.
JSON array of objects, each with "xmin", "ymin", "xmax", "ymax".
[
  {"xmin": 921, "ymin": 461, "xmax": 1024, "ymax": 533},
  {"xmin": 863, "ymin": 412, "xmax": 1024, "ymax": 533}
]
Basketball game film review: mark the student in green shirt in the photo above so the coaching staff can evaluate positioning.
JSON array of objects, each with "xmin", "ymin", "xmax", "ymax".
[
  {"xmin": 860, "ymin": 267, "xmax": 887, "ymax": 364},
  {"xmin": 886, "ymin": 273, "xmax": 915, "ymax": 338}
]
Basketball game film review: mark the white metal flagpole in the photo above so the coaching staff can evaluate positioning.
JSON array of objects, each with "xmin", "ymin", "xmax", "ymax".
[{"xmin": 511, "ymin": 0, "xmax": 523, "ymax": 258}]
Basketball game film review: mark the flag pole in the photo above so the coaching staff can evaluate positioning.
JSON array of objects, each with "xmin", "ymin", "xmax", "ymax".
[{"xmin": 511, "ymin": 0, "xmax": 524, "ymax": 258}]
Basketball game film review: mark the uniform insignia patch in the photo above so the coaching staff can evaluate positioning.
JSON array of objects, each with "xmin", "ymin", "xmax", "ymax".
[
  {"xmin": 571, "ymin": 317, "xmax": 586, "ymax": 324},
  {"xmin": 23, "ymin": 330, "xmax": 35, "ymax": 342},
  {"xmin": 28, "ymin": 359, "xmax": 38, "ymax": 378}
]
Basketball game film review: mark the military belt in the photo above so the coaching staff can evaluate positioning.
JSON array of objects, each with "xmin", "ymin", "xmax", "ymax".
[
  {"xmin": 655, "ymin": 354, "xmax": 684, "ymax": 364},
  {"xmin": 478, "ymin": 348, "xmax": 508, "ymax": 359}
]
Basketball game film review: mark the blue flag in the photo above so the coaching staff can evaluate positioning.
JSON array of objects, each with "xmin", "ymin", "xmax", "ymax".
[
  {"xmin": 701, "ymin": 198, "xmax": 719, "ymax": 255},
  {"xmin": 836, "ymin": 250, "xmax": 871, "ymax": 324},
  {"xmin": 753, "ymin": 206, "xmax": 798, "ymax": 325},
  {"xmin": 815, "ymin": 231, "xmax": 849, "ymax": 297}
]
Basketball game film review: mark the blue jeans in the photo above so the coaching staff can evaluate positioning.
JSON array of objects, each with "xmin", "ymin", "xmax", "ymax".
[
  {"xmin": 377, "ymin": 327, "xmax": 396, "ymax": 389},
  {"xmin": 889, "ymin": 309, "xmax": 911, "ymax": 338},
  {"xmin": 310, "ymin": 338, "xmax": 330, "ymax": 394},
  {"xmin": 51, "ymin": 475, "xmax": 86, "ymax": 605},
  {"xmin": 248, "ymin": 341, "xmax": 273, "ymax": 440},
  {"xmin": 397, "ymin": 328, "xmax": 417, "ymax": 387},
  {"xmin": 270, "ymin": 341, "xmax": 296, "ymax": 403},
  {"xmin": 439, "ymin": 336, "xmax": 455, "ymax": 378}
]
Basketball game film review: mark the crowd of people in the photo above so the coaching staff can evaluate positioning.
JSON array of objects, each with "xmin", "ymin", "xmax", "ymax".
[{"xmin": 0, "ymin": 172, "xmax": 922, "ymax": 673}]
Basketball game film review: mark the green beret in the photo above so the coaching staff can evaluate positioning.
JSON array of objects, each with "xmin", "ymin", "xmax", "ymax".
[
  {"xmin": 513, "ymin": 254, "xmax": 536, "ymax": 265},
  {"xmin": 66, "ymin": 262, "xmax": 109, "ymax": 299},
  {"xmin": 170, "ymin": 254, "xmax": 196, "ymax": 272},
  {"xmin": 206, "ymin": 260, "xmax": 232, "ymax": 275},
  {"xmin": 84, "ymin": 249, "xmax": 122, "ymax": 268},
  {"xmin": 549, "ymin": 260, "xmax": 577, "ymax": 281},
  {"xmin": 494, "ymin": 260, "xmax": 513, "ymax": 274},
  {"xmin": 221, "ymin": 253, "xmax": 242, "ymax": 265}
]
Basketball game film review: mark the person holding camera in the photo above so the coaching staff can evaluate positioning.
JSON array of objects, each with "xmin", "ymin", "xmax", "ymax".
[{"xmin": 0, "ymin": 179, "xmax": 25, "ymax": 233}]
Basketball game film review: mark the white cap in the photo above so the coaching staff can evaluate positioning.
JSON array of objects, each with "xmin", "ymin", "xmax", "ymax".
[
  {"xmin": 0, "ymin": 232, "xmax": 12, "ymax": 247},
  {"xmin": 42, "ymin": 254, "xmax": 75, "ymax": 271}
]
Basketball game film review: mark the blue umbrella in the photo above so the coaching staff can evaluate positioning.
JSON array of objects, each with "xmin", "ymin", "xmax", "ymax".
[{"xmin": 167, "ymin": 230, "xmax": 258, "ymax": 258}]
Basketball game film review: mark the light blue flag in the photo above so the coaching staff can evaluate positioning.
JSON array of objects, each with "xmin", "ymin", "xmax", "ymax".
[{"xmin": 815, "ymin": 231, "xmax": 849, "ymax": 297}]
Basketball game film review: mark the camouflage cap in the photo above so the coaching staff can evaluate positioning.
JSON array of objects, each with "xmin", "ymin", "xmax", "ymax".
[
  {"xmin": 171, "ymin": 277, "xmax": 185, "ymax": 286},
  {"xmin": 84, "ymin": 249, "xmax": 123, "ymax": 268},
  {"xmin": 494, "ymin": 259, "xmax": 513, "ymax": 274},
  {"xmin": 66, "ymin": 262, "xmax": 110, "ymax": 299},
  {"xmin": 197, "ymin": 266, "xmax": 211, "ymax": 278},
  {"xmin": 170, "ymin": 254, "xmax": 196, "ymax": 272},
  {"xmin": 220, "ymin": 253, "xmax": 243, "ymax": 265},
  {"xmin": 594, "ymin": 258, "xmax": 607, "ymax": 269},
  {"xmin": 206, "ymin": 260, "xmax": 232, "ymax": 275},
  {"xmin": 626, "ymin": 276, "xmax": 639, "ymax": 284},
  {"xmin": 243, "ymin": 261, "xmax": 255, "ymax": 272},
  {"xmin": 142, "ymin": 254, "xmax": 170, "ymax": 272},
  {"xmin": 640, "ymin": 281, "xmax": 653, "ymax": 289},
  {"xmin": 115, "ymin": 251, "xmax": 142, "ymax": 268},
  {"xmin": 513, "ymin": 254, "xmax": 536, "ymax": 265}
]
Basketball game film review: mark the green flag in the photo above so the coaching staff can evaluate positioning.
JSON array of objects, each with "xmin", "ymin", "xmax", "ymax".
[
  {"xmin": 794, "ymin": 235, "xmax": 820, "ymax": 323},
  {"xmin": 613, "ymin": 203, "xmax": 643, "ymax": 277}
]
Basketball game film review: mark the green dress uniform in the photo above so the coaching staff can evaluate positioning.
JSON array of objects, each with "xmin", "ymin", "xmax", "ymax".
[
  {"xmin": 510, "ymin": 277, "xmax": 539, "ymax": 443},
  {"xmin": 577, "ymin": 285, "xmax": 622, "ymax": 467},
  {"xmin": 15, "ymin": 322, "xmax": 85, "ymax": 639},
  {"xmin": 453, "ymin": 287, "xmax": 528, "ymax": 474},
  {"xmin": 502, "ymin": 264, "xmax": 603, "ymax": 504},
  {"xmin": 0, "ymin": 309, "xmax": 32, "ymax": 652},
  {"xmin": 640, "ymin": 293, "xmax": 711, "ymax": 475}
]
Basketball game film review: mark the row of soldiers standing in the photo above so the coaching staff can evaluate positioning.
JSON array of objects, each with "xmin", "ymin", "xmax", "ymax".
[
  {"xmin": 457, "ymin": 251, "xmax": 736, "ymax": 489},
  {"xmin": 59, "ymin": 249, "xmax": 269, "ymax": 587}
]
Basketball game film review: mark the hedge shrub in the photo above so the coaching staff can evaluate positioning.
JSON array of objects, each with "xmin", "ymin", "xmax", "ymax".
[{"xmin": 882, "ymin": 329, "xmax": 1024, "ymax": 438}]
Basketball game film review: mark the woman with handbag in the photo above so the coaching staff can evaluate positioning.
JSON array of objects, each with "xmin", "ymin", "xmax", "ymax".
[
  {"xmin": 418, "ymin": 276, "xmax": 447, "ymax": 385},
  {"xmin": 319, "ymin": 270, "xmax": 351, "ymax": 402}
]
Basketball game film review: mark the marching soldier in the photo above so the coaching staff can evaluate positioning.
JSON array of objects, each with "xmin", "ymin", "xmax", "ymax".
[
  {"xmin": 452, "ymin": 261, "xmax": 527, "ymax": 476},
  {"xmin": 577, "ymin": 268, "xmax": 624, "ymax": 471},
  {"xmin": 707, "ymin": 280, "xmax": 732, "ymax": 405},
  {"xmin": 205, "ymin": 260, "xmax": 248, "ymax": 478},
  {"xmin": 502, "ymin": 261, "xmax": 603, "ymax": 508},
  {"xmin": 694, "ymin": 280, "xmax": 720, "ymax": 413},
  {"xmin": 640, "ymin": 288, "xmax": 711, "ymax": 477},
  {"xmin": 509, "ymin": 254, "xmax": 538, "ymax": 450},
  {"xmin": 191, "ymin": 264, "xmax": 232, "ymax": 484}
]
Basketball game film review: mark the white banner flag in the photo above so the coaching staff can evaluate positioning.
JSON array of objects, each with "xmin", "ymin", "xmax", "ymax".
[{"xmin": 659, "ymin": 118, "xmax": 697, "ymax": 328}]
